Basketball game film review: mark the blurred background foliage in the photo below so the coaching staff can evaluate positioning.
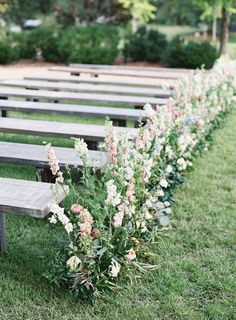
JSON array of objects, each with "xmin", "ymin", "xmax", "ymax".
[{"xmin": 0, "ymin": 0, "xmax": 235, "ymax": 66}]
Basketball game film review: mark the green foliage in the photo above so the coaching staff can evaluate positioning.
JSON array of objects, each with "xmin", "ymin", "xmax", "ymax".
[
  {"xmin": 58, "ymin": 24, "xmax": 119, "ymax": 64},
  {"xmin": 124, "ymin": 26, "xmax": 167, "ymax": 62},
  {"xmin": 162, "ymin": 37, "xmax": 218, "ymax": 69},
  {"xmin": 118, "ymin": 0, "xmax": 156, "ymax": 24},
  {"xmin": 36, "ymin": 27, "xmax": 63, "ymax": 62},
  {"xmin": 13, "ymin": 31, "xmax": 38, "ymax": 59},
  {"xmin": 0, "ymin": 39, "xmax": 14, "ymax": 64}
]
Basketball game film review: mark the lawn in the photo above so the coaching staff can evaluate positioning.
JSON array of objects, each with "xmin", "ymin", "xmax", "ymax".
[{"xmin": 0, "ymin": 105, "xmax": 235, "ymax": 319}]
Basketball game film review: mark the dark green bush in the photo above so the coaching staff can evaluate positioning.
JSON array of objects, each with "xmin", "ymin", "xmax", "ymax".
[
  {"xmin": 0, "ymin": 40, "xmax": 14, "ymax": 64},
  {"xmin": 162, "ymin": 37, "xmax": 218, "ymax": 69},
  {"xmin": 184, "ymin": 41, "xmax": 218, "ymax": 69},
  {"xmin": 58, "ymin": 24, "xmax": 119, "ymax": 64},
  {"xmin": 13, "ymin": 31, "xmax": 39, "ymax": 59},
  {"xmin": 35, "ymin": 27, "xmax": 63, "ymax": 62},
  {"xmin": 124, "ymin": 26, "xmax": 167, "ymax": 62}
]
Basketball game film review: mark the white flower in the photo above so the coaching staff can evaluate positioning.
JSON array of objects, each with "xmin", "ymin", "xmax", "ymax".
[
  {"xmin": 109, "ymin": 258, "xmax": 121, "ymax": 278},
  {"xmin": 66, "ymin": 255, "xmax": 81, "ymax": 271},
  {"xmin": 164, "ymin": 207, "xmax": 172, "ymax": 214},
  {"xmin": 144, "ymin": 103, "xmax": 156, "ymax": 119},
  {"xmin": 49, "ymin": 215, "xmax": 57, "ymax": 224},
  {"xmin": 160, "ymin": 179, "xmax": 168, "ymax": 188},
  {"xmin": 166, "ymin": 165, "xmax": 173, "ymax": 174},
  {"xmin": 74, "ymin": 138, "xmax": 88, "ymax": 159},
  {"xmin": 177, "ymin": 158, "xmax": 187, "ymax": 171},
  {"xmin": 65, "ymin": 222, "xmax": 73, "ymax": 234},
  {"xmin": 105, "ymin": 180, "xmax": 121, "ymax": 207}
]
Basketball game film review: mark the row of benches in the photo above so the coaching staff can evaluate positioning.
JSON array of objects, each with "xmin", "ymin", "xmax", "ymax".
[{"xmin": 0, "ymin": 63, "xmax": 185, "ymax": 252}]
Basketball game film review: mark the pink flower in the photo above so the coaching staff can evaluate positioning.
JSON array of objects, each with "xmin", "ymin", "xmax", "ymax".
[
  {"xmin": 71, "ymin": 204, "xmax": 83, "ymax": 214},
  {"xmin": 113, "ymin": 211, "xmax": 124, "ymax": 227},
  {"xmin": 125, "ymin": 248, "xmax": 136, "ymax": 261},
  {"xmin": 45, "ymin": 143, "xmax": 60, "ymax": 176}
]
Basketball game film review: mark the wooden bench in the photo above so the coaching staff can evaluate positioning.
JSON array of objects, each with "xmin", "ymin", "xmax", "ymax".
[
  {"xmin": 0, "ymin": 99, "xmax": 146, "ymax": 126},
  {"xmin": 25, "ymin": 75, "xmax": 174, "ymax": 88},
  {"xmin": 0, "ymin": 117, "xmax": 137, "ymax": 149},
  {"xmin": 0, "ymin": 87, "xmax": 168, "ymax": 107},
  {"xmin": 0, "ymin": 141, "xmax": 108, "ymax": 181},
  {"xmin": 69, "ymin": 63, "xmax": 191, "ymax": 73},
  {"xmin": 49, "ymin": 66, "xmax": 185, "ymax": 79},
  {"xmin": 0, "ymin": 177, "xmax": 69, "ymax": 252},
  {"xmin": 1, "ymin": 79, "xmax": 171, "ymax": 98}
]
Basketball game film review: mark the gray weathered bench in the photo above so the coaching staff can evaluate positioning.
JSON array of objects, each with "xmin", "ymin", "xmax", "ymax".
[
  {"xmin": 25, "ymin": 75, "xmax": 173, "ymax": 88},
  {"xmin": 0, "ymin": 177, "xmax": 69, "ymax": 252},
  {"xmin": 0, "ymin": 87, "xmax": 168, "ymax": 107},
  {"xmin": 0, "ymin": 117, "xmax": 137, "ymax": 149},
  {"xmin": 69, "ymin": 63, "xmax": 191, "ymax": 73},
  {"xmin": 49, "ymin": 66, "xmax": 184, "ymax": 79},
  {"xmin": 0, "ymin": 99, "xmax": 146, "ymax": 126},
  {"xmin": 1, "ymin": 79, "xmax": 171, "ymax": 98},
  {"xmin": 0, "ymin": 141, "xmax": 108, "ymax": 181}
]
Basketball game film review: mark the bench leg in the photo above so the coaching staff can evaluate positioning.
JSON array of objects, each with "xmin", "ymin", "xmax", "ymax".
[
  {"xmin": 36, "ymin": 168, "xmax": 54, "ymax": 182},
  {"xmin": 111, "ymin": 119, "xmax": 127, "ymax": 127},
  {"xmin": 0, "ymin": 212, "xmax": 7, "ymax": 252},
  {"xmin": 86, "ymin": 141, "xmax": 97, "ymax": 150},
  {"xmin": 0, "ymin": 96, "xmax": 8, "ymax": 117},
  {"xmin": 71, "ymin": 73, "xmax": 80, "ymax": 76}
]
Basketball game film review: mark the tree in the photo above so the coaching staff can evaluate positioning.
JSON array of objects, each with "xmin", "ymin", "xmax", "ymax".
[
  {"xmin": 195, "ymin": 0, "xmax": 236, "ymax": 55},
  {"xmin": 2, "ymin": 0, "xmax": 54, "ymax": 26},
  {"xmin": 118, "ymin": 0, "xmax": 156, "ymax": 31}
]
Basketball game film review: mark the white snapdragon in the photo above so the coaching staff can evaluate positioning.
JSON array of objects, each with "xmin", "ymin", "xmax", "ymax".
[
  {"xmin": 105, "ymin": 180, "xmax": 121, "ymax": 207},
  {"xmin": 109, "ymin": 258, "xmax": 121, "ymax": 278},
  {"xmin": 74, "ymin": 138, "xmax": 89, "ymax": 159},
  {"xmin": 66, "ymin": 256, "xmax": 81, "ymax": 271},
  {"xmin": 177, "ymin": 158, "xmax": 187, "ymax": 171}
]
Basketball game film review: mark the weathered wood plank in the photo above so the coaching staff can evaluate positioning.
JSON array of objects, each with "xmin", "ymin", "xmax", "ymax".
[
  {"xmin": 25, "ymin": 75, "xmax": 172, "ymax": 88},
  {"xmin": 1, "ymin": 80, "xmax": 171, "ymax": 98},
  {"xmin": 0, "ymin": 117, "xmax": 137, "ymax": 142},
  {"xmin": 0, "ymin": 141, "xmax": 108, "ymax": 169},
  {"xmin": 69, "ymin": 63, "xmax": 191, "ymax": 73},
  {"xmin": 0, "ymin": 87, "xmax": 167, "ymax": 106},
  {"xmin": 0, "ymin": 177, "xmax": 69, "ymax": 218},
  {"xmin": 49, "ymin": 66, "xmax": 185, "ymax": 79},
  {"xmin": 0, "ymin": 99, "xmax": 146, "ymax": 121}
]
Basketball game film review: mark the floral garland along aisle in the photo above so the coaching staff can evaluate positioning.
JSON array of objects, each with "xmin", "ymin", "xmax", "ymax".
[{"xmin": 45, "ymin": 57, "xmax": 235, "ymax": 301}]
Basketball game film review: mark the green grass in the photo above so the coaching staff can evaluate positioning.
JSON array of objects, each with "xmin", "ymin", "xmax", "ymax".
[{"xmin": 0, "ymin": 108, "xmax": 236, "ymax": 319}]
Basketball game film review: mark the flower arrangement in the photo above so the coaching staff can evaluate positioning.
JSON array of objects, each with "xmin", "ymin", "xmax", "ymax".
[{"xmin": 45, "ymin": 60, "xmax": 235, "ymax": 301}]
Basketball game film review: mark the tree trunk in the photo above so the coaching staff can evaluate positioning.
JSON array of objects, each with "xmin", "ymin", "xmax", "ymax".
[
  {"xmin": 219, "ymin": 5, "xmax": 230, "ymax": 56},
  {"xmin": 212, "ymin": 2, "xmax": 217, "ymax": 42}
]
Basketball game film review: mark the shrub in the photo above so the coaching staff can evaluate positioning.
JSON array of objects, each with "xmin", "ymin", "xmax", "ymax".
[
  {"xmin": 184, "ymin": 41, "xmax": 218, "ymax": 69},
  {"xmin": 161, "ymin": 36, "xmax": 187, "ymax": 68},
  {"xmin": 13, "ymin": 31, "xmax": 39, "ymax": 59},
  {"xmin": 0, "ymin": 40, "xmax": 14, "ymax": 64},
  {"xmin": 36, "ymin": 27, "xmax": 63, "ymax": 62},
  {"xmin": 58, "ymin": 24, "xmax": 119, "ymax": 64},
  {"xmin": 124, "ymin": 26, "xmax": 167, "ymax": 62},
  {"xmin": 162, "ymin": 37, "xmax": 218, "ymax": 69}
]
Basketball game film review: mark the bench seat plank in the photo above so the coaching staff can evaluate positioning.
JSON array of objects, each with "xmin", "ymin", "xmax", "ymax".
[
  {"xmin": 0, "ymin": 118, "xmax": 137, "ymax": 142},
  {"xmin": 0, "ymin": 87, "xmax": 168, "ymax": 106},
  {"xmin": 49, "ymin": 66, "xmax": 184, "ymax": 79},
  {"xmin": 69, "ymin": 63, "xmax": 190, "ymax": 73},
  {"xmin": 0, "ymin": 177, "xmax": 68, "ymax": 218},
  {"xmin": 0, "ymin": 99, "xmax": 146, "ymax": 121},
  {"xmin": 25, "ymin": 75, "xmax": 173, "ymax": 88},
  {"xmin": 0, "ymin": 141, "xmax": 108, "ymax": 169},
  {"xmin": 1, "ymin": 80, "xmax": 171, "ymax": 98}
]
